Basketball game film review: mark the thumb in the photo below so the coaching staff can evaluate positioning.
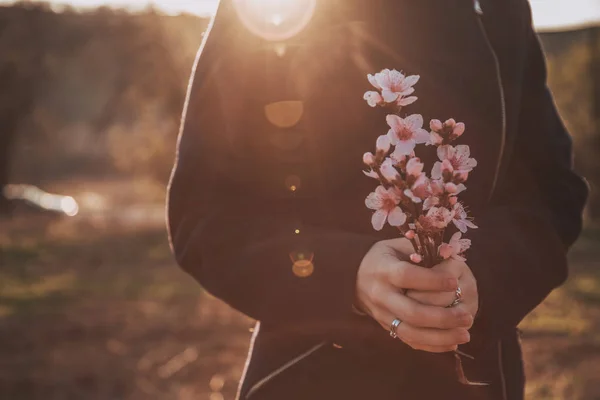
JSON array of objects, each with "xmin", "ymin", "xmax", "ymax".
[{"xmin": 382, "ymin": 237, "xmax": 415, "ymax": 260}]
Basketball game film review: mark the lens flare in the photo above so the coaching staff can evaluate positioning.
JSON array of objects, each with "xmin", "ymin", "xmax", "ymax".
[{"xmin": 233, "ymin": 0, "xmax": 317, "ymax": 41}]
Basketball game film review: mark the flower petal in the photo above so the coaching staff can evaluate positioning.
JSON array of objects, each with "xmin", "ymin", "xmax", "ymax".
[
  {"xmin": 367, "ymin": 74, "xmax": 380, "ymax": 89},
  {"xmin": 364, "ymin": 91, "xmax": 383, "ymax": 107},
  {"xmin": 431, "ymin": 162, "xmax": 442, "ymax": 180},
  {"xmin": 455, "ymin": 184, "xmax": 467, "ymax": 194},
  {"xmin": 386, "ymin": 114, "xmax": 402, "ymax": 131},
  {"xmin": 388, "ymin": 207, "xmax": 407, "ymax": 226},
  {"xmin": 437, "ymin": 145, "xmax": 452, "ymax": 161},
  {"xmin": 403, "ymin": 74, "xmax": 420, "ymax": 87},
  {"xmin": 423, "ymin": 196, "xmax": 439, "ymax": 210},
  {"xmin": 398, "ymin": 96, "xmax": 418, "ymax": 106},
  {"xmin": 404, "ymin": 114, "xmax": 424, "ymax": 130},
  {"xmin": 380, "ymin": 159, "xmax": 399, "ymax": 181},
  {"xmin": 376, "ymin": 135, "xmax": 391, "ymax": 152},
  {"xmin": 439, "ymin": 243, "xmax": 454, "ymax": 259},
  {"xmin": 400, "ymin": 87, "xmax": 415, "ymax": 97},
  {"xmin": 413, "ymin": 128, "xmax": 430, "ymax": 144},
  {"xmin": 382, "ymin": 89, "xmax": 399, "ymax": 103},
  {"xmin": 394, "ymin": 140, "xmax": 416, "ymax": 156},
  {"xmin": 365, "ymin": 192, "xmax": 382, "ymax": 210},
  {"xmin": 453, "ymin": 122, "xmax": 466, "ymax": 137},
  {"xmin": 453, "ymin": 219, "xmax": 468, "ymax": 233},
  {"xmin": 406, "ymin": 158, "xmax": 424, "ymax": 176},
  {"xmin": 363, "ymin": 169, "xmax": 379, "ymax": 179},
  {"xmin": 371, "ymin": 209, "xmax": 388, "ymax": 231},
  {"xmin": 363, "ymin": 152, "xmax": 375, "ymax": 165},
  {"xmin": 375, "ymin": 69, "xmax": 391, "ymax": 90},
  {"xmin": 427, "ymin": 131, "xmax": 443, "ymax": 146}
]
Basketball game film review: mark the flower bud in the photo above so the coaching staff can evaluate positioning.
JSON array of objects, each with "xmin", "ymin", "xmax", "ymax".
[
  {"xmin": 376, "ymin": 135, "xmax": 391, "ymax": 153},
  {"xmin": 410, "ymin": 253, "xmax": 422, "ymax": 264},
  {"xmin": 453, "ymin": 122, "xmax": 466, "ymax": 137},
  {"xmin": 405, "ymin": 230, "xmax": 415, "ymax": 240},
  {"xmin": 448, "ymin": 196, "xmax": 458, "ymax": 205},
  {"xmin": 363, "ymin": 152, "xmax": 375, "ymax": 166},
  {"xmin": 445, "ymin": 182, "xmax": 458, "ymax": 194},
  {"xmin": 430, "ymin": 119, "xmax": 443, "ymax": 132},
  {"xmin": 443, "ymin": 118, "xmax": 457, "ymax": 129},
  {"xmin": 438, "ymin": 243, "xmax": 453, "ymax": 260}
]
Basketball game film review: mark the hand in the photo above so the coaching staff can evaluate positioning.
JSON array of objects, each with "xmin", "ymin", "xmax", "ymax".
[
  {"xmin": 355, "ymin": 238, "xmax": 474, "ymax": 353},
  {"xmin": 406, "ymin": 259, "xmax": 479, "ymax": 323}
]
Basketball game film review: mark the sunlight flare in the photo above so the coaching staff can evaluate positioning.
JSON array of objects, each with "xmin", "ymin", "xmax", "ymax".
[{"xmin": 232, "ymin": 0, "xmax": 317, "ymax": 41}]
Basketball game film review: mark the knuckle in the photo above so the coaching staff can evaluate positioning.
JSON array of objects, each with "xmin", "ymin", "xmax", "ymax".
[
  {"xmin": 394, "ymin": 266, "xmax": 408, "ymax": 286},
  {"xmin": 369, "ymin": 284, "xmax": 384, "ymax": 306}
]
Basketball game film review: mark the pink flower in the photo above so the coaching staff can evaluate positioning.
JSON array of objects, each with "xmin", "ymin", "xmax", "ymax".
[
  {"xmin": 438, "ymin": 232, "xmax": 472, "ymax": 261},
  {"xmin": 387, "ymin": 114, "xmax": 430, "ymax": 157},
  {"xmin": 405, "ymin": 157, "xmax": 424, "ymax": 177},
  {"xmin": 380, "ymin": 158, "xmax": 400, "ymax": 182},
  {"xmin": 404, "ymin": 174, "xmax": 429, "ymax": 203},
  {"xmin": 363, "ymin": 91, "xmax": 383, "ymax": 107},
  {"xmin": 437, "ymin": 145, "xmax": 477, "ymax": 174},
  {"xmin": 418, "ymin": 206, "xmax": 453, "ymax": 233},
  {"xmin": 367, "ymin": 69, "xmax": 419, "ymax": 106},
  {"xmin": 405, "ymin": 230, "xmax": 415, "ymax": 240},
  {"xmin": 365, "ymin": 186, "xmax": 407, "ymax": 231},
  {"xmin": 452, "ymin": 202, "xmax": 478, "ymax": 233}
]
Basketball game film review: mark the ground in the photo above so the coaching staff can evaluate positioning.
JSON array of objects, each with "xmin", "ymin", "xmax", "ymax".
[{"xmin": 0, "ymin": 179, "xmax": 599, "ymax": 400}]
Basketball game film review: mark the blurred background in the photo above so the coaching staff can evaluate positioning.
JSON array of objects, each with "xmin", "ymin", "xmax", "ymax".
[{"xmin": 0, "ymin": 0, "xmax": 599, "ymax": 399}]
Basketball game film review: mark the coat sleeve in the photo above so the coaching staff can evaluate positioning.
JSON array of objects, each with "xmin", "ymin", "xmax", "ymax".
[
  {"xmin": 167, "ymin": 2, "xmax": 379, "ymax": 339},
  {"xmin": 467, "ymin": 15, "xmax": 589, "ymax": 338}
]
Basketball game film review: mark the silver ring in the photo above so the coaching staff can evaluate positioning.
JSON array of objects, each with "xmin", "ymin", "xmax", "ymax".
[
  {"xmin": 446, "ymin": 287, "xmax": 462, "ymax": 308},
  {"xmin": 389, "ymin": 318, "xmax": 402, "ymax": 339}
]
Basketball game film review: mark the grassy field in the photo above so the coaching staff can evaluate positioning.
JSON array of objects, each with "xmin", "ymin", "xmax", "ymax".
[{"xmin": 1, "ymin": 180, "xmax": 599, "ymax": 400}]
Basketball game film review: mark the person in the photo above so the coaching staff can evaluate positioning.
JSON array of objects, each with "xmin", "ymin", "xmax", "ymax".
[{"xmin": 167, "ymin": 0, "xmax": 589, "ymax": 399}]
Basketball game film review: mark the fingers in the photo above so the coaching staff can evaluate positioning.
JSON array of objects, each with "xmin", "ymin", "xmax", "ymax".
[
  {"xmin": 375, "ymin": 306, "xmax": 470, "ymax": 351},
  {"xmin": 397, "ymin": 325, "xmax": 470, "ymax": 348},
  {"xmin": 386, "ymin": 260, "xmax": 458, "ymax": 292},
  {"xmin": 374, "ymin": 291, "xmax": 473, "ymax": 330},
  {"xmin": 404, "ymin": 342, "xmax": 459, "ymax": 353},
  {"xmin": 406, "ymin": 289, "xmax": 455, "ymax": 308}
]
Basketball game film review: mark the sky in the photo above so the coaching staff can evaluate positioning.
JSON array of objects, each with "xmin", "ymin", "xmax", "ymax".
[{"xmin": 1, "ymin": 0, "xmax": 600, "ymax": 31}]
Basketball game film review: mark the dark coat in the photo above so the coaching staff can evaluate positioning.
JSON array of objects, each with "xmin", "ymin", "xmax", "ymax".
[{"xmin": 167, "ymin": 0, "xmax": 589, "ymax": 399}]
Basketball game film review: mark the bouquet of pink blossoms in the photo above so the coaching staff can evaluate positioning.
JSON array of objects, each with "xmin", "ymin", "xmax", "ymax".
[{"xmin": 362, "ymin": 69, "xmax": 478, "ymax": 268}]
